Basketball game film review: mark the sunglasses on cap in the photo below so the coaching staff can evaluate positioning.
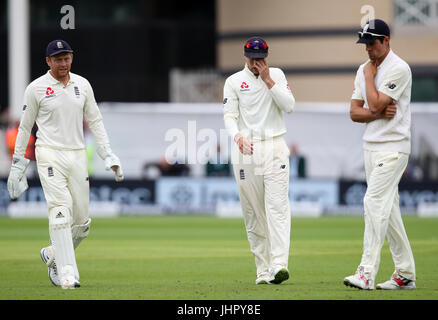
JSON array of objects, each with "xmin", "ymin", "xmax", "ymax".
[
  {"xmin": 245, "ymin": 41, "xmax": 268, "ymax": 50},
  {"xmin": 357, "ymin": 31, "xmax": 387, "ymax": 40}
]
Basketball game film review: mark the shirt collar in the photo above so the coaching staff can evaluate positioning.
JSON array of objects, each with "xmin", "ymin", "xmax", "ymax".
[
  {"xmin": 377, "ymin": 49, "xmax": 394, "ymax": 70},
  {"xmin": 46, "ymin": 70, "xmax": 75, "ymax": 85}
]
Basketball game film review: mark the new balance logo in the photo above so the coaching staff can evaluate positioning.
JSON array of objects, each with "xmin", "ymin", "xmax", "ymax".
[
  {"xmin": 385, "ymin": 82, "xmax": 396, "ymax": 90},
  {"xmin": 56, "ymin": 212, "xmax": 64, "ymax": 218}
]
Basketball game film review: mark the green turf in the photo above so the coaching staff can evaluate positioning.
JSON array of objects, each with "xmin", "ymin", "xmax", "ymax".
[{"xmin": 0, "ymin": 215, "xmax": 437, "ymax": 300}]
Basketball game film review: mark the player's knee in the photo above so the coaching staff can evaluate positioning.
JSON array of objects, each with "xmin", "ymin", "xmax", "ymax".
[{"xmin": 49, "ymin": 206, "xmax": 72, "ymax": 230}]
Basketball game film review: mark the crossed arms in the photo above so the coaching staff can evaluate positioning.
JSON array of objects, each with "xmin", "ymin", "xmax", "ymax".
[{"xmin": 350, "ymin": 61, "xmax": 396, "ymax": 123}]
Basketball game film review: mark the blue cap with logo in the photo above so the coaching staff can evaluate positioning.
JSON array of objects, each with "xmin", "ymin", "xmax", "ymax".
[
  {"xmin": 244, "ymin": 36, "xmax": 269, "ymax": 58},
  {"xmin": 357, "ymin": 19, "xmax": 390, "ymax": 44},
  {"xmin": 46, "ymin": 40, "xmax": 74, "ymax": 57}
]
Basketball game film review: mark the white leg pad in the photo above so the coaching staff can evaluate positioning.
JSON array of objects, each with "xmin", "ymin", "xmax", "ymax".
[
  {"xmin": 72, "ymin": 218, "xmax": 91, "ymax": 249},
  {"xmin": 49, "ymin": 207, "xmax": 79, "ymax": 281}
]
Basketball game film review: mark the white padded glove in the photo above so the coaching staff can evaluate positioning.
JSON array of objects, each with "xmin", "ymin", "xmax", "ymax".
[
  {"xmin": 97, "ymin": 145, "xmax": 124, "ymax": 182},
  {"xmin": 7, "ymin": 154, "xmax": 30, "ymax": 199}
]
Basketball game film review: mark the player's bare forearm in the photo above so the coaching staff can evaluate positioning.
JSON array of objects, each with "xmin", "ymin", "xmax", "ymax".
[
  {"xmin": 350, "ymin": 99, "xmax": 382, "ymax": 123},
  {"xmin": 364, "ymin": 62, "xmax": 392, "ymax": 114},
  {"xmin": 350, "ymin": 99, "xmax": 396, "ymax": 123},
  {"xmin": 365, "ymin": 76, "xmax": 384, "ymax": 114},
  {"xmin": 263, "ymin": 77, "xmax": 275, "ymax": 89},
  {"xmin": 351, "ymin": 107, "xmax": 382, "ymax": 123}
]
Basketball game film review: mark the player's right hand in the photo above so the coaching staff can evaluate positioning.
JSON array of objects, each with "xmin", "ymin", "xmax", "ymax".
[
  {"xmin": 7, "ymin": 154, "xmax": 30, "ymax": 199},
  {"xmin": 235, "ymin": 134, "xmax": 253, "ymax": 155}
]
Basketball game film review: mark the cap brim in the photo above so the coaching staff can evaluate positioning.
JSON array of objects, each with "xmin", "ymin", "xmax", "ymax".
[
  {"xmin": 48, "ymin": 49, "xmax": 73, "ymax": 56},
  {"xmin": 244, "ymin": 52, "xmax": 268, "ymax": 58}
]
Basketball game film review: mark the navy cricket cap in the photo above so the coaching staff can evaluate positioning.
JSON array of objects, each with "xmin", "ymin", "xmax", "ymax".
[
  {"xmin": 244, "ymin": 36, "xmax": 269, "ymax": 58},
  {"xmin": 357, "ymin": 19, "xmax": 390, "ymax": 44},
  {"xmin": 46, "ymin": 40, "xmax": 73, "ymax": 57}
]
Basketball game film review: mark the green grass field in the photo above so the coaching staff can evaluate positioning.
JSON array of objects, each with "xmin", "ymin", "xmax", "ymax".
[{"xmin": 0, "ymin": 215, "xmax": 437, "ymax": 300}]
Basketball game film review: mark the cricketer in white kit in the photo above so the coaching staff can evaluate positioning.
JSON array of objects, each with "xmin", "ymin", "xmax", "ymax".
[
  {"xmin": 7, "ymin": 40, "xmax": 124, "ymax": 289},
  {"xmin": 223, "ymin": 37, "xmax": 295, "ymax": 285},
  {"xmin": 344, "ymin": 19, "xmax": 416, "ymax": 290}
]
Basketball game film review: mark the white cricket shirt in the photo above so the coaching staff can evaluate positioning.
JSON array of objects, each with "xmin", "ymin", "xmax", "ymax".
[
  {"xmin": 223, "ymin": 64, "xmax": 295, "ymax": 141},
  {"xmin": 15, "ymin": 71, "xmax": 109, "ymax": 156},
  {"xmin": 352, "ymin": 50, "xmax": 412, "ymax": 154}
]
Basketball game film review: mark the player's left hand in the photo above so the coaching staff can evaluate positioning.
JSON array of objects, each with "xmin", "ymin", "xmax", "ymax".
[
  {"xmin": 111, "ymin": 164, "xmax": 124, "ymax": 182},
  {"xmin": 103, "ymin": 154, "xmax": 124, "ymax": 182},
  {"xmin": 97, "ymin": 145, "xmax": 124, "ymax": 182},
  {"xmin": 382, "ymin": 103, "xmax": 397, "ymax": 119}
]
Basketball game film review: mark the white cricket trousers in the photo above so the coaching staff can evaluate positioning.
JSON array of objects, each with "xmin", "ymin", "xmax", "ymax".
[
  {"xmin": 360, "ymin": 150, "xmax": 416, "ymax": 281},
  {"xmin": 36, "ymin": 146, "xmax": 90, "ymax": 226},
  {"xmin": 231, "ymin": 135, "xmax": 291, "ymax": 277}
]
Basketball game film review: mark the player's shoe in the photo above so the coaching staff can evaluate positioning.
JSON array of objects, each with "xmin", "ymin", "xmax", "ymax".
[
  {"xmin": 60, "ymin": 265, "xmax": 80, "ymax": 289},
  {"xmin": 343, "ymin": 266, "xmax": 374, "ymax": 290},
  {"xmin": 376, "ymin": 275, "xmax": 416, "ymax": 290},
  {"xmin": 269, "ymin": 267, "xmax": 289, "ymax": 284},
  {"xmin": 255, "ymin": 273, "xmax": 273, "ymax": 285},
  {"xmin": 61, "ymin": 277, "xmax": 81, "ymax": 289},
  {"xmin": 40, "ymin": 246, "xmax": 60, "ymax": 287}
]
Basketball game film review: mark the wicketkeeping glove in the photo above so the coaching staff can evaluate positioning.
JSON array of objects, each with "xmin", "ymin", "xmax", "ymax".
[
  {"xmin": 7, "ymin": 154, "xmax": 30, "ymax": 199},
  {"xmin": 97, "ymin": 144, "xmax": 124, "ymax": 182}
]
